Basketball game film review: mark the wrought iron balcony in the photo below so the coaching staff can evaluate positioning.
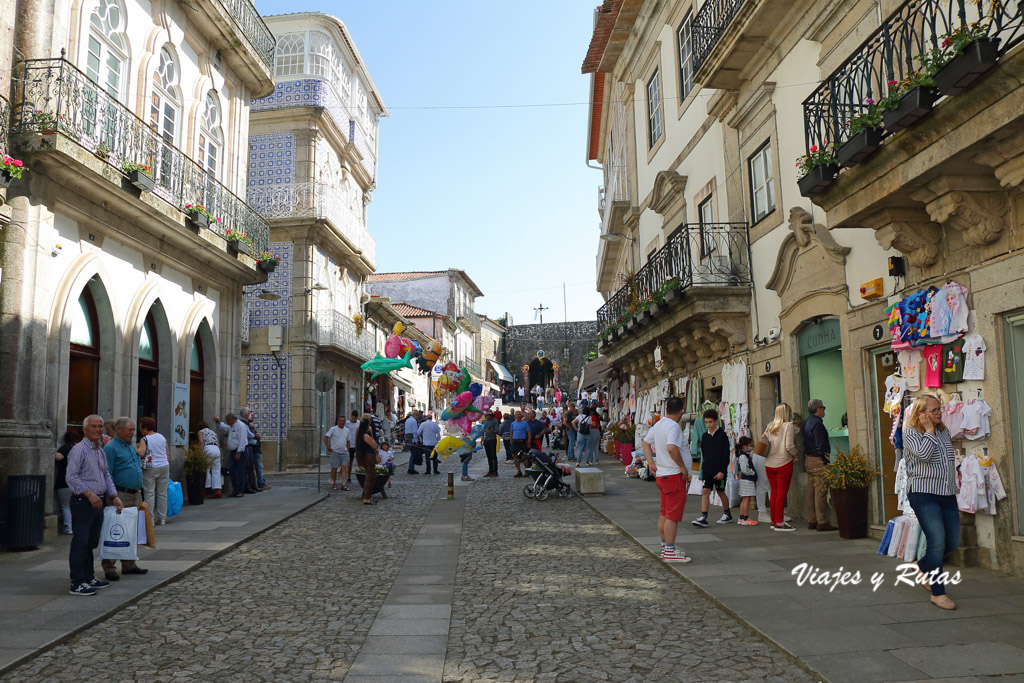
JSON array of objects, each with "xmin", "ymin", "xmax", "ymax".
[
  {"xmin": 317, "ymin": 309, "xmax": 375, "ymax": 361},
  {"xmin": 462, "ymin": 357, "xmax": 482, "ymax": 379},
  {"xmin": 692, "ymin": 0, "xmax": 749, "ymax": 75},
  {"xmin": 219, "ymin": 0, "xmax": 275, "ymax": 73},
  {"xmin": 803, "ymin": 0, "xmax": 1023, "ymax": 155},
  {"xmin": 12, "ymin": 58, "xmax": 270, "ymax": 255},
  {"xmin": 596, "ymin": 223, "xmax": 752, "ymax": 328},
  {"xmin": 0, "ymin": 94, "xmax": 10, "ymax": 154},
  {"xmin": 455, "ymin": 306, "xmax": 480, "ymax": 330},
  {"xmin": 247, "ymin": 181, "xmax": 376, "ymax": 269}
]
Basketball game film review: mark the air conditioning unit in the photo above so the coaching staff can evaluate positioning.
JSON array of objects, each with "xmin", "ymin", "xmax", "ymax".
[{"xmin": 693, "ymin": 254, "xmax": 735, "ymax": 285}]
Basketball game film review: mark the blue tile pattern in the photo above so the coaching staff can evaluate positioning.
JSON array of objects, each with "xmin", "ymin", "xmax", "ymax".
[
  {"xmin": 247, "ymin": 132, "xmax": 295, "ymax": 207},
  {"xmin": 245, "ymin": 241, "xmax": 293, "ymax": 328},
  {"xmin": 252, "ymin": 80, "xmax": 353, "ymax": 140},
  {"xmin": 245, "ymin": 353, "xmax": 292, "ymax": 437}
]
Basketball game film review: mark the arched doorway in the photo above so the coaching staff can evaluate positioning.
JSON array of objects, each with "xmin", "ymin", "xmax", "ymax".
[
  {"xmin": 67, "ymin": 286, "xmax": 100, "ymax": 431},
  {"xmin": 528, "ymin": 357, "xmax": 554, "ymax": 390},
  {"xmin": 137, "ymin": 310, "xmax": 160, "ymax": 424},
  {"xmin": 189, "ymin": 329, "xmax": 204, "ymax": 440}
]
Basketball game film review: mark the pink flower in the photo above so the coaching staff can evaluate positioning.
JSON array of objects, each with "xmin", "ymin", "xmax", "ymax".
[
  {"xmin": 865, "ymin": 98, "xmax": 874, "ymax": 104},
  {"xmin": 888, "ymin": 79, "xmax": 898, "ymax": 86},
  {"xmin": 14, "ymin": 160, "xmax": 22, "ymax": 167},
  {"xmin": 809, "ymin": 145, "xmax": 818, "ymax": 153}
]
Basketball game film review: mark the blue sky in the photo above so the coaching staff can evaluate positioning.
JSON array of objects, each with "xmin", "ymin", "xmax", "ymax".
[{"xmin": 255, "ymin": 0, "xmax": 606, "ymax": 324}]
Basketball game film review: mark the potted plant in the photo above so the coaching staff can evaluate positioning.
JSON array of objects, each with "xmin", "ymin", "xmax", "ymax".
[
  {"xmin": 1, "ymin": 154, "xmax": 26, "ymax": 189},
  {"xmin": 123, "ymin": 161, "xmax": 156, "ymax": 192},
  {"xmin": 608, "ymin": 422, "xmax": 636, "ymax": 465},
  {"xmin": 353, "ymin": 313, "xmax": 365, "ymax": 336},
  {"xmin": 183, "ymin": 203, "xmax": 216, "ymax": 230},
  {"xmin": 820, "ymin": 444, "xmax": 879, "ymax": 539},
  {"xmin": 796, "ymin": 142, "xmax": 839, "ymax": 197},
  {"xmin": 225, "ymin": 229, "xmax": 251, "ymax": 256},
  {"xmin": 354, "ymin": 464, "xmax": 391, "ymax": 496},
  {"xmin": 256, "ymin": 250, "xmax": 281, "ymax": 273},
  {"xmin": 879, "ymin": 73, "xmax": 939, "ymax": 133},
  {"xmin": 926, "ymin": 23, "xmax": 1000, "ymax": 96},
  {"xmin": 182, "ymin": 442, "xmax": 210, "ymax": 506},
  {"xmin": 662, "ymin": 277, "xmax": 682, "ymax": 303},
  {"xmin": 32, "ymin": 110, "xmax": 58, "ymax": 134},
  {"xmin": 94, "ymin": 142, "xmax": 111, "ymax": 162},
  {"xmin": 837, "ymin": 99, "xmax": 885, "ymax": 167}
]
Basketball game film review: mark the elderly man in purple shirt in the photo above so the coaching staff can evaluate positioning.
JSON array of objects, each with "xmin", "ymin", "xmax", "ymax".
[{"xmin": 66, "ymin": 414, "xmax": 123, "ymax": 596}]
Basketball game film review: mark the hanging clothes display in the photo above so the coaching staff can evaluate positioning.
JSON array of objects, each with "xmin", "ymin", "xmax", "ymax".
[
  {"xmin": 941, "ymin": 338, "xmax": 966, "ymax": 383},
  {"xmin": 944, "ymin": 399, "xmax": 966, "ymax": 440},
  {"xmin": 897, "ymin": 349, "xmax": 923, "ymax": 391},
  {"xmin": 923, "ymin": 345, "xmax": 943, "ymax": 388},
  {"xmin": 957, "ymin": 452, "xmax": 1007, "ymax": 514},
  {"xmin": 960, "ymin": 398, "xmax": 992, "ymax": 440},
  {"xmin": 961, "ymin": 334, "xmax": 986, "ymax": 380},
  {"xmin": 929, "ymin": 281, "xmax": 970, "ymax": 340}
]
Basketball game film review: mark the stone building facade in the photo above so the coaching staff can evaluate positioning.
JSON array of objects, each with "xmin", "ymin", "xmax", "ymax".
[
  {"xmin": 0, "ymin": 0, "xmax": 275, "ymax": 538},
  {"xmin": 240, "ymin": 12, "xmax": 386, "ymax": 469},
  {"xmin": 503, "ymin": 322, "xmax": 600, "ymax": 397},
  {"xmin": 584, "ymin": 0, "xmax": 1024, "ymax": 576}
]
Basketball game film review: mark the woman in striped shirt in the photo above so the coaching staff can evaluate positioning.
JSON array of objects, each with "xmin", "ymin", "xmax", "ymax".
[{"xmin": 904, "ymin": 393, "xmax": 959, "ymax": 610}]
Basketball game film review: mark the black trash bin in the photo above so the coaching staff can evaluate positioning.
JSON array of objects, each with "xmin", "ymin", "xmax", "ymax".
[{"xmin": 5, "ymin": 475, "xmax": 45, "ymax": 550}]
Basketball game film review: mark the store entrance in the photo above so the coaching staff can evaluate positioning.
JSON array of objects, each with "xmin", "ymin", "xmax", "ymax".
[
  {"xmin": 1005, "ymin": 311, "xmax": 1024, "ymax": 532},
  {"xmin": 799, "ymin": 318, "xmax": 849, "ymax": 454},
  {"xmin": 872, "ymin": 349, "xmax": 900, "ymax": 522}
]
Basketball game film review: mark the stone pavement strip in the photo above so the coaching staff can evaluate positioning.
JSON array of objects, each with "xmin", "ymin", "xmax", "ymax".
[
  {"xmin": 579, "ymin": 455, "xmax": 1024, "ymax": 683},
  {"xmin": 0, "ymin": 485, "xmax": 325, "ymax": 676}
]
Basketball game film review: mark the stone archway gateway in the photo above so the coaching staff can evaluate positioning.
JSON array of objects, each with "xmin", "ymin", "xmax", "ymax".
[{"xmin": 528, "ymin": 357, "xmax": 554, "ymax": 390}]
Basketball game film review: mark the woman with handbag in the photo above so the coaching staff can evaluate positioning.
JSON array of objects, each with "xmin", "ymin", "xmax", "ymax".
[
  {"xmin": 355, "ymin": 415, "xmax": 380, "ymax": 505},
  {"xmin": 760, "ymin": 403, "xmax": 799, "ymax": 531}
]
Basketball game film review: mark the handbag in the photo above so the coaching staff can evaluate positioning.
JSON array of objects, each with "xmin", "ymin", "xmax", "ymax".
[{"xmin": 753, "ymin": 430, "xmax": 770, "ymax": 457}]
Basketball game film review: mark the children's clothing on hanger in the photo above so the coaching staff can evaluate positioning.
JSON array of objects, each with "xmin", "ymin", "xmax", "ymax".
[
  {"xmin": 960, "ymin": 399, "xmax": 992, "ymax": 440},
  {"xmin": 923, "ymin": 345, "xmax": 943, "ymax": 388},
  {"xmin": 897, "ymin": 349, "xmax": 923, "ymax": 391},
  {"xmin": 957, "ymin": 453, "xmax": 1007, "ymax": 514},
  {"xmin": 929, "ymin": 281, "xmax": 969, "ymax": 339},
  {"xmin": 944, "ymin": 400, "xmax": 965, "ymax": 440},
  {"xmin": 941, "ymin": 338, "xmax": 965, "ymax": 384},
  {"xmin": 961, "ymin": 334, "xmax": 986, "ymax": 380}
]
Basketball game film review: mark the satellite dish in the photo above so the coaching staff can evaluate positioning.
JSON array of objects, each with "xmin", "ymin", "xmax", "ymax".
[{"xmin": 315, "ymin": 371, "xmax": 333, "ymax": 392}]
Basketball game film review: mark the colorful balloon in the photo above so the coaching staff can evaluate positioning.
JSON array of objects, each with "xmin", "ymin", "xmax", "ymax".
[
  {"xmin": 417, "ymin": 340, "xmax": 443, "ymax": 373},
  {"xmin": 360, "ymin": 351, "xmax": 414, "ymax": 379}
]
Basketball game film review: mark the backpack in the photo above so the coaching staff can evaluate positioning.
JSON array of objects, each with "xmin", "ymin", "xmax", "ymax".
[{"xmin": 578, "ymin": 417, "xmax": 591, "ymax": 436}]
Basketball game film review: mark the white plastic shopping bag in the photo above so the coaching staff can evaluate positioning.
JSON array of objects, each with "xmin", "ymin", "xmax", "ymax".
[{"xmin": 99, "ymin": 506, "xmax": 139, "ymax": 561}]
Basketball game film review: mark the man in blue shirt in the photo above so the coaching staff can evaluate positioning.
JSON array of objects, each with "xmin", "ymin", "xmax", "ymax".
[
  {"xmin": 102, "ymin": 416, "xmax": 149, "ymax": 580},
  {"xmin": 405, "ymin": 410, "xmax": 421, "ymax": 474},
  {"xmin": 802, "ymin": 399, "xmax": 837, "ymax": 532},
  {"xmin": 510, "ymin": 411, "xmax": 530, "ymax": 477}
]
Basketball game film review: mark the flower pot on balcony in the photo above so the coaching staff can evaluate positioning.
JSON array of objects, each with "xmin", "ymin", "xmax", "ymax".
[
  {"xmin": 837, "ymin": 128, "xmax": 884, "ymax": 167},
  {"xmin": 882, "ymin": 86, "xmax": 938, "ymax": 133},
  {"xmin": 934, "ymin": 38, "xmax": 1000, "ymax": 96},
  {"xmin": 625, "ymin": 317, "xmax": 637, "ymax": 333},
  {"xmin": 636, "ymin": 309, "xmax": 652, "ymax": 325},
  {"xmin": 186, "ymin": 212, "xmax": 210, "ymax": 231},
  {"xmin": 228, "ymin": 240, "xmax": 251, "ymax": 256},
  {"xmin": 663, "ymin": 288, "xmax": 681, "ymax": 304},
  {"xmin": 797, "ymin": 163, "xmax": 839, "ymax": 197},
  {"xmin": 0, "ymin": 170, "xmax": 14, "ymax": 189},
  {"xmin": 649, "ymin": 302, "xmax": 662, "ymax": 318},
  {"xmin": 127, "ymin": 169, "xmax": 156, "ymax": 193},
  {"xmin": 258, "ymin": 260, "xmax": 278, "ymax": 273},
  {"xmin": 617, "ymin": 325, "xmax": 627, "ymax": 338}
]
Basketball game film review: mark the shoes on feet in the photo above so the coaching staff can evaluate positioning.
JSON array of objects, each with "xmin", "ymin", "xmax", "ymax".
[
  {"xmin": 930, "ymin": 595, "xmax": 956, "ymax": 610},
  {"xmin": 691, "ymin": 516, "xmax": 709, "ymax": 528},
  {"xmin": 737, "ymin": 518, "xmax": 758, "ymax": 526},
  {"xmin": 260, "ymin": 484, "xmax": 272, "ymax": 490},
  {"xmin": 808, "ymin": 522, "xmax": 819, "ymax": 530},
  {"xmin": 513, "ymin": 472, "xmax": 524, "ymax": 478},
  {"xmin": 104, "ymin": 571, "xmax": 119, "ymax": 581},
  {"xmin": 89, "ymin": 577, "xmax": 110, "ymax": 590},
  {"xmin": 122, "ymin": 566, "xmax": 148, "ymax": 575},
  {"xmin": 460, "ymin": 476, "xmax": 474, "ymax": 481},
  {"xmin": 661, "ymin": 548, "xmax": 692, "ymax": 563},
  {"xmin": 69, "ymin": 582, "xmax": 96, "ymax": 596},
  {"xmin": 817, "ymin": 524, "xmax": 839, "ymax": 532},
  {"xmin": 717, "ymin": 514, "xmax": 733, "ymax": 525},
  {"xmin": 407, "ymin": 470, "xmax": 418, "ymax": 475},
  {"xmin": 231, "ymin": 492, "xmax": 244, "ymax": 497},
  {"xmin": 157, "ymin": 519, "xmax": 166, "ymax": 526},
  {"xmin": 773, "ymin": 522, "xmax": 797, "ymax": 531}
]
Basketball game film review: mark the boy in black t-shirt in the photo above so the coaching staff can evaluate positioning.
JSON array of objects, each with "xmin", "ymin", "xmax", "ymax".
[{"xmin": 692, "ymin": 409, "xmax": 733, "ymax": 527}]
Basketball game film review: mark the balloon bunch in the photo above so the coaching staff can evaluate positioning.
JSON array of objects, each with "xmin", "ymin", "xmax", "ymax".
[
  {"xmin": 436, "ymin": 361, "xmax": 466, "ymax": 393},
  {"xmin": 367, "ymin": 322, "xmax": 444, "ymax": 379},
  {"xmin": 432, "ymin": 423, "xmax": 486, "ymax": 460},
  {"xmin": 440, "ymin": 381, "xmax": 494, "ymax": 436}
]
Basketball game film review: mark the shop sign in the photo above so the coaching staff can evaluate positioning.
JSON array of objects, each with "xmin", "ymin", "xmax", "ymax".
[{"xmin": 798, "ymin": 318, "xmax": 841, "ymax": 356}]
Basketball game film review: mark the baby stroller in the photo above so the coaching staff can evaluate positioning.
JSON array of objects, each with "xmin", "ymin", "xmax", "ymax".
[{"xmin": 523, "ymin": 450, "xmax": 574, "ymax": 501}]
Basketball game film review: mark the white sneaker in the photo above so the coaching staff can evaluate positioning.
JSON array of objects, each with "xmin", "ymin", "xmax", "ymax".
[
  {"xmin": 692, "ymin": 516, "xmax": 709, "ymax": 528},
  {"xmin": 661, "ymin": 548, "xmax": 692, "ymax": 563},
  {"xmin": 717, "ymin": 514, "xmax": 733, "ymax": 524}
]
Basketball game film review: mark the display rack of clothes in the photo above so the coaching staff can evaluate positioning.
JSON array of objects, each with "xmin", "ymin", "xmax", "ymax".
[
  {"xmin": 957, "ymin": 451, "xmax": 1007, "ymax": 514},
  {"xmin": 877, "ymin": 514, "xmax": 927, "ymax": 561}
]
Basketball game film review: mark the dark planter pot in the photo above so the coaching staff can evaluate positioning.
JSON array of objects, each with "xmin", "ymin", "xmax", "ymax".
[
  {"xmin": 0, "ymin": 170, "xmax": 14, "ymax": 189},
  {"xmin": 258, "ymin": 260, "xmax": 278, "ymax": 273},
  {"xmin": 185, "ymin": 472, "xmax": 206, "ymax": 505},
  {"xmin": 186, "ymin": 212, "xmax": 210, "ymax": 230},
  {"xmin": 229, "ymin": 240, "xmax": 251, "ymax": 256},
  {"xmin": 882, "ymin": 86, "xmax": 939, "ymax": 133},
  {"xmin": 797, "ymin": 163, "xmax": 839, "ymax": 197},
  {"xmin": 355, "ymin": 472, "xmax": 390, "ymax": 495},
  {"xmin": 649, "ymin": 302, "xmax": 663, "ymax": 317},
  {"xmin": 837, "ymin": 128, "xmax": 884, "ymax": 167},
  {"xmin": 663, "ymin": 288, "xmax": 681, "ymax": 303},
  {"xmin": 636, "ymin": 309, "xmax": 652, "ymax": 325},
  {"xmin": 617, "ymin": 325, "xmax": 627, "ymax": 338},
  {"xmin": 127, "ymin": 170, "xmax": 156, "ymax": 193},
  {"xmin": 934, "ymin": 38, "xmax": 1000, "ymax": 96},
  {"xmin": 831, "ymin": 486, "xmax": 869, "ymax": 539}
]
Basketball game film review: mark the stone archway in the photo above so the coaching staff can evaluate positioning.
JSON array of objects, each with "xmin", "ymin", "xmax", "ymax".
[{"xmin": 528, "ymin": 357, "xmax": 554, "ymax": 389}]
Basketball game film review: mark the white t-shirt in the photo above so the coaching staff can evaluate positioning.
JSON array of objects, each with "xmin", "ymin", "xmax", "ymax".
[
  {"xmin": 380, "ymin": 448, "xmax": 395, "ymax": 466},
  {"xmin": 346, "ymin": 420, "xmax": 359, "ymax": 448},
  {"xmin": 642, "ymin": 417, "xmax": 691, "ymax": 477},
  {"xmin": 897, "ymin": 349, "xmax": 923, "ymax": 391},
  {"xmin": 962, "ymin": 335, "xmax": 986, "ymax": 380},
  {"xmin": 960, "ymin": 399, "xmax": 992, "ymax": 440},
  {"xmin": 143, "ymin": 432, "xmax": 169, "ymax": 468},
  {"xmin": 325, "ymin": 425, "xmax": 350, "ymax": 452}
]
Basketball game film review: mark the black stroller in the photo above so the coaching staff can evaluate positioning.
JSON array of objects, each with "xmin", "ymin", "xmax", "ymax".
[{"xmin": 523, "ymin": 450, "xmax": 574, "ymax": 501}]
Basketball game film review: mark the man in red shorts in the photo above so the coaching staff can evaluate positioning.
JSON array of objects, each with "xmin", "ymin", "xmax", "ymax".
[{"xmin": 641, "ymin": 396, "xmax": 692, "ymax": 563}]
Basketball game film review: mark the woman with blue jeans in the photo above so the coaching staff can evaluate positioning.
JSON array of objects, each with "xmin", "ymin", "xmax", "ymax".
[
  {"xmin": 904, "ymin": 394, "xmax": 959, "ymax": 610},
  {"xmin": 574, "ymin": 407, "xmax": 591, "ymax": 464}
]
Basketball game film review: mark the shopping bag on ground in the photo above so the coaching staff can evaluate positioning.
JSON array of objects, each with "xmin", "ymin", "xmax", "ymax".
[
  {"xmin": 138, "ymin": 501, "xmax": 156, "ymax": 548},
  {"xmin": 167, "ymin": 480, "xmax": 182, "ymax": 517},
  {"xmin": 99, "ymin": 506, "xmax": 139, "ymax": 561}
]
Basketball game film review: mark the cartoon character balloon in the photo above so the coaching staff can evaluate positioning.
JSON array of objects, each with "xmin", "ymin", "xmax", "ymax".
[
  {"xmin": 384, "ymin": 322, "xmax": 417, "ymax": 359},
  {"xmin": 440, "ymin": 382, "xmax": 495, "ymax": 435},
  {"xmin": 417, "ymin": 340, "xmax": 442, "ymax": 374},
  {"xmin": 437, "ymin": 362, "xmax": 462, "ymax": 393},
  {"xmin": 432, "ymin": 424, "xmax": 485, "ymax": 460}
]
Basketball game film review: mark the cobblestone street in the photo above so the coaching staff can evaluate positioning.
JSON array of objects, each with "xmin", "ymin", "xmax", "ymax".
[{"xmin": 5, "ymin": 462, "xmax": 812, "ymax": 682}]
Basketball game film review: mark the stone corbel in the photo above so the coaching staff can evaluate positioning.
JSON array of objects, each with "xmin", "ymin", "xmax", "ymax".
[
  {"xmin": 709, "ymin": 317, "xmax": 748, "ymax": 350},
  {"xmin": 973, "ymin": 128, "xmax": 1024, "ymax": 189},
  {"xmin": 910, "ymin": 177, "xmax": 1010, "ymax": 247},
  {"xmin": 862, "ymin": 208, "xmax": 943, "ymax": 268},
  {"xmin": 692, "ymin": 328, "xmax": 727, "ymax": 357},
  {"xmin": 790, "ymin": 207, "xmax": 850, "ymax": 264},
  {"xmin": 677, "ymin": 335, "xmax": 707, "ymax": 364}
]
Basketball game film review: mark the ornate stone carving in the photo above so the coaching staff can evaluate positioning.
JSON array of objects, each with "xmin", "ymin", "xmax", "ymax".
[
  {"xmin": 766, "ymin": 207, "xmax": 850, "ymax": 295},
  {"xmin": 709, "ymin": 317, "xmax": 748, "ymax": 348},
  {"xmin": 862, "ymin": 208, "xmax": 942, "ymax": 268},
  {"xmin": 692, "ymin": 328, "xmax": 727, "ymax": 357},
  {"xmin": 649, "ymin": 171, "xmax": 688, "ymax": 218},
  {"xmin": 973, "ymin": 128, "xmax": 1024, "ymax": 189},
  {"xmin": 925, "ymin": 191, "xmax": 1009, "ymax": 247}
]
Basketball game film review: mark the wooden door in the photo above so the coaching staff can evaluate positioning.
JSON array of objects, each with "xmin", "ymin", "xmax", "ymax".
[{"xmin": 873, "ymin": 350, "xmax": 898, "ymax": 522}]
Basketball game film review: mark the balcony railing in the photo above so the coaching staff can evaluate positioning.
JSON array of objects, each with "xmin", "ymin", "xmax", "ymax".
[
  {"xmin": 455, "ymin": 306, "xmax": 480, "ymax": 330},
  {"xmin": 316, "ymin": 309, "xmax": 375, "ymax": 361},
  {"xmin": 598, "ymin": 185, "xmax": 606, "ymax": 215},
  {"xmin": 462, "ymin": 357, "xmax": 482, "ymax": 378},
  {"xmin": 0, "ymin": 94, "xmax": 10, "ymax": 153},
  {"xmin": 12, "ymin": 58, "xmax": 270, "ymax": 255},
  {"xmin": 803, "ymin": 0, "xmax": 1023, "ymax": 152},
  {"xmin": 219, "ymin": 0, "xmax": 275, "ymax": 73},
  {"xmin": 247, "ymin": 181, "xmax": 375, "ymax": 268},
  {"xmin": 692, "ymin": 0, "xmax": 748, "ymax": 75},
  {"xmin": 596, "ymin": 223, "xmax": 752, "ymax": 328}
]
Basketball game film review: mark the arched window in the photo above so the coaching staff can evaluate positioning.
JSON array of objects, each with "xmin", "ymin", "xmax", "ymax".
[
  {"xmin": 308, "ymin": 31, "xmax": 332, "ymax": 79},
  {"xmin": 198, "ymin": 92, "xmax": 223, "ymax": 179},
  {"xmin": 137, "ymin": 310, "xmax": 159, "ymax": 423},
  {"xmin": 68, "ymin": 287, "xmax": 100, "ymax": 429},
  {"xmin": 275, "ymin": 33, "xmax": 305, "ymax": 77},
  {"xmin": 85, "ymin": 0, "xmax": 127, "ymax": 99},
  {"xmin": 189, "ymin": 331, "xmax": 204, "ymax": 440},
  {"xmin": 335, "ymin": 55, "xmax": 351, "ymax": 100},
  {"xmin": 149, "ymin": 46, "xmax": 181, "ymax": 179}
]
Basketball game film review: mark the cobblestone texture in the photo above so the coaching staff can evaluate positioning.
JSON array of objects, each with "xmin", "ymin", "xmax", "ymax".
[
  {"xmin": 6, "ymin": 462, "xmax": 813, "ymax": 682},
  {"xmin": 442, "ymin": 478, "xmax": 814, "ymax": 683}
]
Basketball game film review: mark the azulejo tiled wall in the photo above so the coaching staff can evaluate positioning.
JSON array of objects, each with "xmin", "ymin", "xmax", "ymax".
[
  {"xmin": 252, "ymin": 80, "xmax": 354, "ymax": 142},
  {"xmin": 245, "ymin": 241, "xmax": 293, "ymax": 328},
  {"xmin": 248, "ymin": 132, "xmax": 296, "ymax": 206},
  {"xmin": 245, "ymin": 353, "xmax": 292, "ymax": 438}
]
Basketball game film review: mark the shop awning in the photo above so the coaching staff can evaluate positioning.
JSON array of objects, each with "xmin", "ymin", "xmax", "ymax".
[
  {"xmin": 579, "ymin": 356, "xmax": 611, "ymax": 391},
  {"xmin": 488, "ymin": 360, "xmax": 514, "ymax": 383}
]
